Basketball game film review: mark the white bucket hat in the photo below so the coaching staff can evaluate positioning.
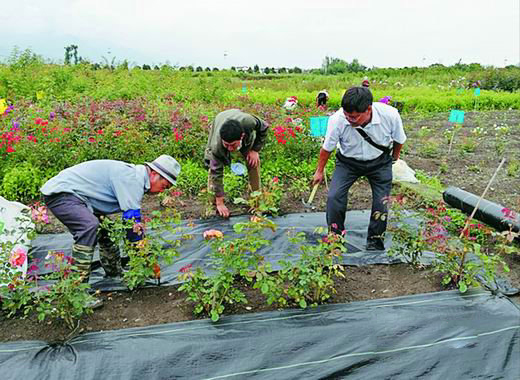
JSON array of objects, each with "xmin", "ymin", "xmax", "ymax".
[{"xmin": 146, "ymin": 155, "xmax": 181, "ymax": 185}]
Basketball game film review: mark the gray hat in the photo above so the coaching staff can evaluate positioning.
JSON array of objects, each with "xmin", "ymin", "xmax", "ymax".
[{"xmin": 146, "ymin": 155, "xmax": 181, "ymax": 185}]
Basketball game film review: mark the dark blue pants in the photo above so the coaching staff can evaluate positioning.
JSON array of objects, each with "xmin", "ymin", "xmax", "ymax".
[
  {"xmin": 43, "ymin": 193, "xmax": 101, "ymax": 247},
  {"xmin": 326, "ymin": 152, "xmax": 392, "ymax": 243}
]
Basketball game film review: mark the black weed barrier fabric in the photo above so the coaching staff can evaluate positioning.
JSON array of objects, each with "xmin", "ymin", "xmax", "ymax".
[
  {"xmin": 28, "ymin": 211, "xmax": 518, "ymax": 295},
  {"xmin": 1, "ymin": 290, "xmax": 519, "ymax": 380},
  {"xmin": 443, "ymin": 186, "xmax": 520, "ymax": 237}
]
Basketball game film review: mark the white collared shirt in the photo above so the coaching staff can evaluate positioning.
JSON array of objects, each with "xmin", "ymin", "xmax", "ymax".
[{"xmin": 322, "ymin": 102, "xmax": 407, "ymax": 161}]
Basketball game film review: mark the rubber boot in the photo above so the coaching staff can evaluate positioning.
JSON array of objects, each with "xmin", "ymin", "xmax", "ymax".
[
  {"xmin": 71, "ymin": 243, "xmax": 103, "ymax": 309},
  {"xmin": 72, "ymin": 243, "xmax": 95, "ymax": 283},
  {"xmin": 98, "ymin": 239, "xmax": 123, "ymax": 278}
]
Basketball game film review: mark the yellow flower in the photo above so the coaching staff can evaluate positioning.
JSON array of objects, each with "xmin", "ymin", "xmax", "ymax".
[
  {"xmin": 36, "ymin": 91, "xmax": 45, "ymax": 100},
  {"xmin": 0, "ymin": 99, "xmax": 7, "ymax": 114}
]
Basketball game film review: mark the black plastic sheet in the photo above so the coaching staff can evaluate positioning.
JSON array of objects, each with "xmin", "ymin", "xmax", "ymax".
[
  {"xmin": 27, "ymin": 211, "xmax": 518, "ymax": 295},
  {"xmin": 1, "ymin": 290, "xmax": 519, "ymax": 380},
  {"xmin": 443, "ymin": 186, "xmax": 520, "ymax": 236}
]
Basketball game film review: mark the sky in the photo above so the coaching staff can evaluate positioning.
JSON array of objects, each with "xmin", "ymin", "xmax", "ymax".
[{"xmin": 1, "ymin": 0, "xmax": 519, "ymax": 69}]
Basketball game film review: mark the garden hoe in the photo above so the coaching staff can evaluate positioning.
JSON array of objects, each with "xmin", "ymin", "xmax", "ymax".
[{"xmin": 302, "ymin": 183, "xmax": 319, "ymax": 211}]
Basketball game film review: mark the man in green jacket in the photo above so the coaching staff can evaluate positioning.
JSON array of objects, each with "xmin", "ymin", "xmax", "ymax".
[{"xmin": 204, "ymin": 109, "xmax": 269, "ymax": 218}]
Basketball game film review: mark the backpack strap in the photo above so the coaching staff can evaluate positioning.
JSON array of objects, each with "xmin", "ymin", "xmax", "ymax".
[{"xmin": 354, "ymin": 127, "xmax": 392, "ymax": 155}]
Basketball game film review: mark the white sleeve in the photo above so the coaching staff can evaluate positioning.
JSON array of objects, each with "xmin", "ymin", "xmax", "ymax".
[
  {"xmin": 322, "ymin": 115, "xmax": 341, "ymax": 152},
  {"xmin": 391, "ymin": 112, "xmax": 407, "ymax": 144}
]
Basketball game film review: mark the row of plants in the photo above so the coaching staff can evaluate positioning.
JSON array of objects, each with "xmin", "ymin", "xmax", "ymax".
[{"xmin": 2, "ymin": 179, "xmax": 518, "ymax": 329}]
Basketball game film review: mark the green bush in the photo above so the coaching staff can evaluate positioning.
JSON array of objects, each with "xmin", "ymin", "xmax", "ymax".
[
  {"xmin": 1, "ymin": 163, "xmax": 46, "ymax": 202},
  {"xmin": 176, "ymin": 160, "xmax": 208, "ymax": 196}
]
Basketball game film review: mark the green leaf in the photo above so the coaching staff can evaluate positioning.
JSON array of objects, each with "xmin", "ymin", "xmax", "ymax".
[
  {"xmin": 299, "ymin": 299, "xmax": 307, "ymax": 308},
  {"xmin": 261, "ymin": 283, "xmax": 269, "ymax": 293},
  {"xmin": 210, "ymin": 310, "xmax": 220, "ymax": 322},
  {"xmin": 459, "ymin": 282, "xmax": 468, "ymax": 293}
]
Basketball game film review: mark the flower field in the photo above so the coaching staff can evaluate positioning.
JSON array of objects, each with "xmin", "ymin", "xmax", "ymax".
[{"xmin": 1, "ymin": 53, "xmax": 520, "ymax": 341}]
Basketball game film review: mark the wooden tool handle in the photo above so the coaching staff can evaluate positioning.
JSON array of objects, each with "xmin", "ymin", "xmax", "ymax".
[{"xmin": 307, "ymin": 183, "xmax": 320, "ymax": 204}]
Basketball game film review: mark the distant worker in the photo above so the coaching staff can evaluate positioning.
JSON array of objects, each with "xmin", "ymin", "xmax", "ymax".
[
  {"xmin": 316, "ymin": 90, "xmax": 329, "ymax": 108},
  {"xmin": 312, "ymin": 87, "xmax": 406, "ymax": 251},
  {"xmin": 362, "ymin": 79, "xmax": 370, "ymax": 88},
  {"xmin": 204, "ymin": 109, "xmax": 269, "ymax": 218}
]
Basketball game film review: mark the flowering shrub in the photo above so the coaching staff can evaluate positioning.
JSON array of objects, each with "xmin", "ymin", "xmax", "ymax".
[
  {"xmin": 100, "ymin": 208, "xmax": 184, "ymax": 290},
  {"xmin": 179, "ymin": 218, "xmax": 276, "ymax": 321},
  {"xmin": 1, "ymin": 208, "xmax": 93, "ymax": 329},
  {"xmin": 233, "ymin": 176, "xmax": 283, "ymax": 216},
  {"xmin": 387, "ymin": 197, "xmax": 508, "ymax": 292},
  {"xmin": 276, "ymin": 228, "xmax": 346, "ymax": 308}
]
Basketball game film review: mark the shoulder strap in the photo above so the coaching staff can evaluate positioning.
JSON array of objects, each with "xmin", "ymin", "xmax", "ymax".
[{"xmin": 354, "ymin": 127, "xmax": 392, "ymax": 154}]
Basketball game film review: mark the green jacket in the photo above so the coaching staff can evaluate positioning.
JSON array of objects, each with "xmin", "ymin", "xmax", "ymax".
[{"xmin": 204, "ymin": 109, "xmax": 268, "ymax": 197}]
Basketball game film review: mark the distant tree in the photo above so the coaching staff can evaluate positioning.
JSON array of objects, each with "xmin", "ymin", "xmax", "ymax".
[
  {"xmin": 293, "ymin": 66, "xmax": 302, "ymax": 73},
  {"xmin": 179, "ymin": 66, "xmax": 186, "ymax": 71},
  {"xmin": 288, "ymin": 68, "xmax": 294, "ymax": 73},
  {"xmin": 187, "ymin": 65, "xmax": 194, "ymax": 72},
  {"xmin": 264, "ymin": 67, "xmax": 270, "ymax": 74},
  {"xmin": 212, "ymin": 67, "xmax": 219, "ymax": 71},
  {"xmin": 204, "ymin": 67, "xmax": 210, "ymax": 71},
  {"xmin": 271, "ymin": 67, "xmax": 276, "ymax": 73},
  {"xmin": 142, "ymin": 64, "xmax": 151, "ymax": 70},
  {"xmin": 247, "ymin": 67, "xmax": 253, "ymax": 73},
  {"xmin": 278, "ymin": 67, "xmax": 287, "ymax": 74},
  {"xmin": 64, "ymin": 44, "xmax": 80, "ymax": 65},
  {"xmin": 253, "ymin": 64, "xmax": 259, "ymax": 73},
  {"xmin": 322, "ymin": 56, "xmax": 366, "ymax": 74},
  {"xmin": 196, "ymin": 66, "xmax": 203, "ymax": 72},
  {"xmin": 154, "ymin": 65, "xmax": 160, "ymax": 70},
  {"xmin": 231, "ymin": 66, "xmax": 236, "ymax": 71}
]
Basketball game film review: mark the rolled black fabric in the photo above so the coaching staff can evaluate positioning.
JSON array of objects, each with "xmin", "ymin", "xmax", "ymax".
[{"xmin": 443, "ymin": 186, "xmax": 520, "ymax": 236}]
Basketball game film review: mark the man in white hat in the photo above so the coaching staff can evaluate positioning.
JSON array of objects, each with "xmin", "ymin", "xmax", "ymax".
[{"xmin": 41, "ymin": 155, "xmax": 181, "ymax": 283}]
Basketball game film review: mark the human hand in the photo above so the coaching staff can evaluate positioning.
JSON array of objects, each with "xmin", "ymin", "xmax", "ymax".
[
  {"xmin": 312, "ymin": 171, "xmax": 324, "ymax": 186},
  {"xmin": 246, "ymin": 150, "xmax": 260, "ymax": 168},
  {"xmin": 215, "ymin": 197, "xmax": 230, "ymax": 218}
]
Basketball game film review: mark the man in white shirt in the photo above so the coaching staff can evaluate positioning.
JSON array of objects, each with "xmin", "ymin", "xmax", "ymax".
[{"xmin": 312, "ymin": 87, "xmax": 406, "ymax": 251}]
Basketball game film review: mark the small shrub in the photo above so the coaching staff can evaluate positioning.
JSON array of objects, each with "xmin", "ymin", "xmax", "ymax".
[{"xmin": 1, "ymin": 163, "xmax": 46, "ymax": 202}]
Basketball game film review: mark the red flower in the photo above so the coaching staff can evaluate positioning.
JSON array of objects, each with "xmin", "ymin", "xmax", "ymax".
[
  {"xmin": 6, "ymin": 146, "xmax": 15, "ymax": 153},
  {"xmin": 153, "ymin": 263, "xmax": 161, "ymax": 279},
  {"xmin": 35, "ymin": 118, "xmax": 43, "ymax": 125},
  {"xmin": 179, "ymin": 264, "xmax": 192, "ymax": 273},
  {"xmin": 96, "ymin": 129, "xmax": 104, "ymax": 134},
  {"xmin": 41, "ymin": 120, "xmax": 48, "ymax": 126},
  {"xmin": 272, "ymin": 177, "xmax": 279, "ymax": 184}
]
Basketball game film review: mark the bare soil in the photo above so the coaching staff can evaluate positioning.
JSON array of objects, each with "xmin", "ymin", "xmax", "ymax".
[{"xmin": 2, "ymin": 110, "xmax": 519, "ymax": 343}]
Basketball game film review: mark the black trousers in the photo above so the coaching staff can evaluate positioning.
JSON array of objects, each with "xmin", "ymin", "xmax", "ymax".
[{"xmin": 326, "ymin": 151, "xmax": 392, "ymax": 242}]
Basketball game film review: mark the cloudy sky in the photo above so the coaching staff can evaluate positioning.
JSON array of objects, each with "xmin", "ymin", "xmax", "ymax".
[{"xmin": 1, "ymin": 0, "xmax": 519, "ymax": 69}]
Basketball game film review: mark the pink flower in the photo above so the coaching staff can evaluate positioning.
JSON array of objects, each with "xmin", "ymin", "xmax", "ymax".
[
  {"xmin": 9, "ymin": 248, "xmax": 26, "ymax": 267},
  {"xmin": 35, "ymin": 118, "xmax": 43, "ymax": 125},
  {"xmin": 501, "ymin": 208, "xmax": 517, "ymax": 220},
  {"xmin": 179, "ymin": 264, "xmax": 192, "ymax": 273},
  {"xmin": 31, "ymin": 202, "xmax": 50, "ymax": 224},
  {"xmin": 203, "ymin": 229, "xmax": 223, "ymax": 240},
  {"xmin": 272, "ymin": 177, "xmax": 279, "ymax": 184}
]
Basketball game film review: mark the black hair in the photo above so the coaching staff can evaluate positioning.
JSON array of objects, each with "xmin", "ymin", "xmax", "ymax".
[
  {"xmin": 341, "ymin": 87, "xmax": 373, "ymax": 113},
  {"xmin": 220, "ymin": 120, "xmax": 243, "ymax": 142},
  {"xmin": 317, "ymin": 92, "xmax": 328, "ymax": 106}
]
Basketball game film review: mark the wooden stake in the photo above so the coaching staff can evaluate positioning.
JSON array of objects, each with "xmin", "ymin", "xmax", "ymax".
[{"xmin": 459, "ymin": 157, "xmax": 506, "ymax": 239}]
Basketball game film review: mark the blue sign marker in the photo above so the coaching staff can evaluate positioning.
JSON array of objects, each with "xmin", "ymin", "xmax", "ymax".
[
  {"xmin": 449, "ymin": 110, "xmax": 465, "ymax": 124},
  {"xmin": 474, "ymin": 88, "xmax": 480, "ymax": 96},
  {"xmin": 310, "ymin": 116, "xmax": 329, "ymax": 137}
]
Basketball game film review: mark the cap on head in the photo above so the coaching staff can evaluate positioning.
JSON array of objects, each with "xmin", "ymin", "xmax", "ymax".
[{"xmin": 146, "ymin": 155, "xmax": 181, "ymax": 185}]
